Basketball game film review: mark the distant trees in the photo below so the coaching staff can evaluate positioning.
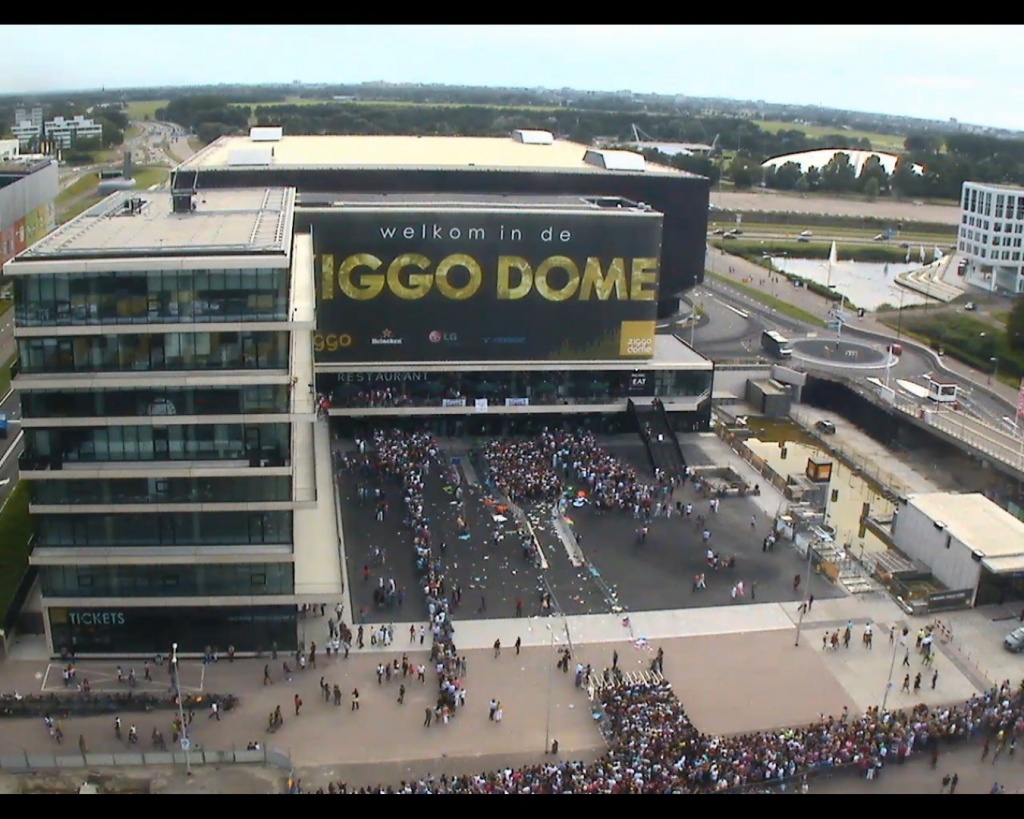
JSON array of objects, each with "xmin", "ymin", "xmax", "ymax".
[
  {"xmin": 158, "ymin": 96, "xmax": 250, "ymax": 141},
  {"xmin": 819, "ymin": 152, "xmax": 858, "ymax": 193},
  {"xmin": 144, "ymin": 91, "xmax": 1024, "ymax": 199}
]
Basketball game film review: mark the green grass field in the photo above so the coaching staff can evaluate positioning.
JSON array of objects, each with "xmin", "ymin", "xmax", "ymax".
[
  {"xmin": 705, "ymin": 270, "xmax": 826, "ymax": 327},
  {"xmin": 56, "ymin": 173, "xmax": 99, "ymax": 206},
  {"xmin": 711, "ymin": 237, "xmax": 913, "ymax": 263},
  {"xmin": 125, "ymin": 99, "xmax": 169, "ymax": 121},
  {"xmin": 133, "ymin": 166, "xmax": 170, "ymax": 190},
  {"xmin": 0, "ymin": 482, "xmax": 34, "ymax": 628},
  {"xmin": 755, "ymin": 119, "xmax": 906, "ymax": 153},
  {"xmin": 708, "ymin": 219, "xmax": 956, "ymax": 244}
]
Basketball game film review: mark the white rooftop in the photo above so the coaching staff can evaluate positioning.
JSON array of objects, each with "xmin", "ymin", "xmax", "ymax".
[
  {"xmin": 12, "ymin": 188, "xmax": 295, "ymax": 261},
  {"xmin": 180, "ymin": 134, "xmax": 689, "ymax": 176},
  {"xmin": 908, "ymin": 492, "xmax": 1024, "ymax": 560}
]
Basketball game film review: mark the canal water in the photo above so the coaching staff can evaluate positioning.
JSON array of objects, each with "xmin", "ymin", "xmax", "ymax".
[
  {"xmin": 743, "ymin": 419, "xmax": 896, "ymax": 558},
  {"xmin": 770, "ymin": 257, "xmax": 931, "ymax": 311}
]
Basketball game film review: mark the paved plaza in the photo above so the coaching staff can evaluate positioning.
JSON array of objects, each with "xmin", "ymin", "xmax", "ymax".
[
  {"xmin": 338, "ymin": 433, "xmax": 842, "ymax": 626},
  {"xmin": 2, "ymin": 425, "xmax": 1022, "ymax": 793},
  {"xmin": 0, "ymin": 594, "xmax": 995, "ymax": 791}
]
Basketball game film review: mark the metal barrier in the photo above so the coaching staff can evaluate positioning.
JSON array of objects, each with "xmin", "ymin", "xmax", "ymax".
[{"xmin": 0, "ymin": 745, "xmax": 292, "ymax": 772}]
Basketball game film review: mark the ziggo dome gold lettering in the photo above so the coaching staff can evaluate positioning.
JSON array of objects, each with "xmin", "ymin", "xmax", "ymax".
[{"xmin": 319, "ymin": 254, "xmax": 658, "ymax": 302}]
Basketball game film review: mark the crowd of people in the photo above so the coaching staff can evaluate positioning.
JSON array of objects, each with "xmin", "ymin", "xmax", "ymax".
[
  {"xmin": 335, "ymin": 388, "xmax": 414, "ymax": 409},
  {"xmin": 482, "ymin": 429, "xmax": 672, "ymax": 514},
  {"xmin": 303, "ymin": 676, "xmax": 1024, "ymax": 793},
  {"xmin": 342, "ymin": 429, "xmax": 470, "ymax": 719}
]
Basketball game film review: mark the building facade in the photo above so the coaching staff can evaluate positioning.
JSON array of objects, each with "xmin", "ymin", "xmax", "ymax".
[
  {"xmin": 1, "ymin": 156, "xmax": 58, "ymax": 266},
  {"xmin": 173, "ymin": 130, "xmax": 711, "ymax": 317},
  {"xmin": 43, "ymin": 116, "xmax": 103, "ymax": 149},
  {"xmin": 3, "ymin": 188, "xmax": 329, "ymax": 656},
  {"xmin": 957, "ymin": 181, "xmax": 1024, "ymax": 294},
  {"xmin": 12, "ymin": 107, "xmax": 43, "ymax": 147},
  {"xmin": 892, "ymin": 492, "xmax": 1024, "ymax": 607}
]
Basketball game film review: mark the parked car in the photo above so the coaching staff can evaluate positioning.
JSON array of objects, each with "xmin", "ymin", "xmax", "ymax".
[
  {"xmin": 815, "ymin": 420, "xmax": 837, "ymax": 435},
  {"xmin": 964, "ymin": 302, "xmax": 977, "ymax": 311},
  {"xmin": 711, "ymin": 228, "xmax": 725, "ymax": 235},
  {"xmin": 799, "ymin": 230, "xmax": 813, "ymax": 237},
  {"xmin": 1004, "ymin": 626, "xmax": 1024, "ymax": 653},
  {"xmin": 797, "ymin": 235, "xmax": 811, "ymax": 243}
]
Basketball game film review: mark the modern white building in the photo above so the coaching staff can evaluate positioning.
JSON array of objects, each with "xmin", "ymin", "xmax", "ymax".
[
  {"xmin": 11, "ymin": 120, "xmax": 41, "ymax": 147},
  {"xmin": 2, "ymin": 187, "xmax": 337, "ymax": 657},
  {"xmin": 892, "ymin": 492, "xmax": 1024, "ymax": 607},
  {"xmin": 43, "ymin": 116, "xmax": 103, "ymax": 149},
  {"xmin": 957, "ymin": 181, "xmax": 1024, "ymax": 294},
  {"xmin": 0, "ymin": 139, "xmax": 18, "ymax": 160}
]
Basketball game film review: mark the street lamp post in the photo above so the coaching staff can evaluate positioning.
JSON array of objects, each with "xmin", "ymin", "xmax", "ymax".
[
  {"xmin": 543, "ymin": 625, "xmax": 555, "ymax": 754},
  {"xmin": 990, "ymin": 357, "xmax": 999, "ymax": 386},
  {"xmin": 171, "ymin": 642, "xmax": 193, "ymax": 775},
  {"xmin": 880, "ymin": 628, "xmax": 901, "ymax": 712},
  {"xmin": 795, "ymin": 488, "xmax": 831, "ymax": 647}
]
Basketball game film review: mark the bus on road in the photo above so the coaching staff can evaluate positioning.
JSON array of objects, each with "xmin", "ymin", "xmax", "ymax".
[{"xmin": 761, "ymin": 330, "xmax": 793, "ymax": 359}]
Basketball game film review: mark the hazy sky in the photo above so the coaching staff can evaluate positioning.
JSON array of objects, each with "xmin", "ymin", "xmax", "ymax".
[{"xmin": 8, "ymin": 25, "xmax": 1024, "ymax": 130}]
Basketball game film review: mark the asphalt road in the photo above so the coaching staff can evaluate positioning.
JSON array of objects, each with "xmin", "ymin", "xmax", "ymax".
[{"xmin": 693, "ymin": 259, "xmax": 1014, "ymax": 425}]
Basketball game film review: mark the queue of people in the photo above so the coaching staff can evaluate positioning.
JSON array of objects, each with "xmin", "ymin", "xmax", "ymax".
[
  {"xmin": 344, "ymin": 429, "xmax": 469, "ymax": 721},
  {"xmin": 305, "ymin": 676, "xmax": 1024, "ymax": 793}
]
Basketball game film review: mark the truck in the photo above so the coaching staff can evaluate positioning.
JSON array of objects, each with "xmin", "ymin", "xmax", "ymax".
[{"xmin": 761, "ymin": 330, "xmax": 793, "ymax": 359}]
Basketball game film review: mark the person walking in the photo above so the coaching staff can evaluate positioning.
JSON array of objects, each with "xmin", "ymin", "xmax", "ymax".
[
  {"xmin": 514, "ymin": 636, "xmax": 521, "ymax": 655},
  {"xmin": 424, "ymin": 707, "xmax": 433, "ymax": 727},
  {"xmin": 493, "ymin": 639, "xmax": 501, "ymax": 658},
  {"xmin": 397, "ymin": 684, "xmax": 406, "ymax": 705},
  {"xmin": 263, "ymin": 664, "xmax": 272, "ymax": 686},
  {"xmin": 351, "ymin": 688, "xmax": 360, "ymax": 711},
  {"xmin": 294, "ymin": 694, "xmax": 303, "ymax": 716},
  {"xmin": 932, "ymin": 669, "xmax": 939, "ymax": 689}
]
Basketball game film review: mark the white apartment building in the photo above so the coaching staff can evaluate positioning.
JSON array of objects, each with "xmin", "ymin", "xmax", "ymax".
[
  {"xmin": 43, "ymin": 116, "xmax": 103, "ymax": 149},
  {"xmin": 12, "ymin": 120, "xmax": 41, "ymax": 147},
  {"xmin": 957, "ymin": 181, "xmax": 1024, "ymax": 294}
]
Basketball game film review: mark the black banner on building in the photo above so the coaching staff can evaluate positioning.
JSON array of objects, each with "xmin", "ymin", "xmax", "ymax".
[{"xmin": 309, "ymin": 207, "xmax": 663, "ymax": 362}]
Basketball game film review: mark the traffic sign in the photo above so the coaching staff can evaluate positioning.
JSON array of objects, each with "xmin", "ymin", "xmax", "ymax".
[{"xmin": 180, "ymin": 738, "xmax": 190, "ymax": 750}]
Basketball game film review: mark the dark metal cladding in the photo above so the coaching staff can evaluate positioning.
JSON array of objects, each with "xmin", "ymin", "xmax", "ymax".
[
  {"xmin": 302, "ymin": 204, "xmax": 664, "ymax": 363},
  {"xmin": 172, "ymin": 165, "xmax": 709, "ymax": 318}
]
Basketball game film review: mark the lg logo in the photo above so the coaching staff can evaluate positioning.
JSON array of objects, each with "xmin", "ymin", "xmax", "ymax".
[{"xmin": 428, "ymin": 331, "xmax": 458, "ymax": 343}]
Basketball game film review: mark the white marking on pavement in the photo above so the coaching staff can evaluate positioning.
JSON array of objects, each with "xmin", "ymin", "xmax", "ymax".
[{"xmin": 0, "ymin": 429, "xmax": 24, "ymax": 470}]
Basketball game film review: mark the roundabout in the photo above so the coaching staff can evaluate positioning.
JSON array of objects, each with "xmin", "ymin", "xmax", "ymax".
[{"xmin": 790, "ymin": 338, "xmax": 892, "ymax": 370}]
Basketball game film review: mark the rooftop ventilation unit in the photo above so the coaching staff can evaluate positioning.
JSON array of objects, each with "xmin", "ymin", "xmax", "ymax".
[
  {"xmin": 583, "ymin": 149, "xmax": 647, "ymax": 172},
  {"xmin": 250, "ymin": 126, "xmax": 283, "ymax": 142},
  {"xmin": 512, "ymin": 129, "xmax": 554, "ymax": 145},
  {"xmin": 228, "ymin": 147, "xmax": 273, "ymax": 167}
]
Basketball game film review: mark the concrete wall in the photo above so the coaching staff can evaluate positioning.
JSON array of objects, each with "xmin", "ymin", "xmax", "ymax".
[
  {"xmin": 712, "ymin": 365, "xmax": 771, "ymax": 400},
  {"xmin": 893, "ymin": 501, "xmax": 981, "ymax": 598}
]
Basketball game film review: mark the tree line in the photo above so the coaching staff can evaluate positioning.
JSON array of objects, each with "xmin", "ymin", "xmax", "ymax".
[{"xmin": 153, "ymin": 94, "xmax": 1024, "ymax": 200}]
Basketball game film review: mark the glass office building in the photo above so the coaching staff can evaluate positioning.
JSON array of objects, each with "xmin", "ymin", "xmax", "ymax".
[{"xmin": 4, "ymin": 187, "xmax": 331, "ymax": 656}]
